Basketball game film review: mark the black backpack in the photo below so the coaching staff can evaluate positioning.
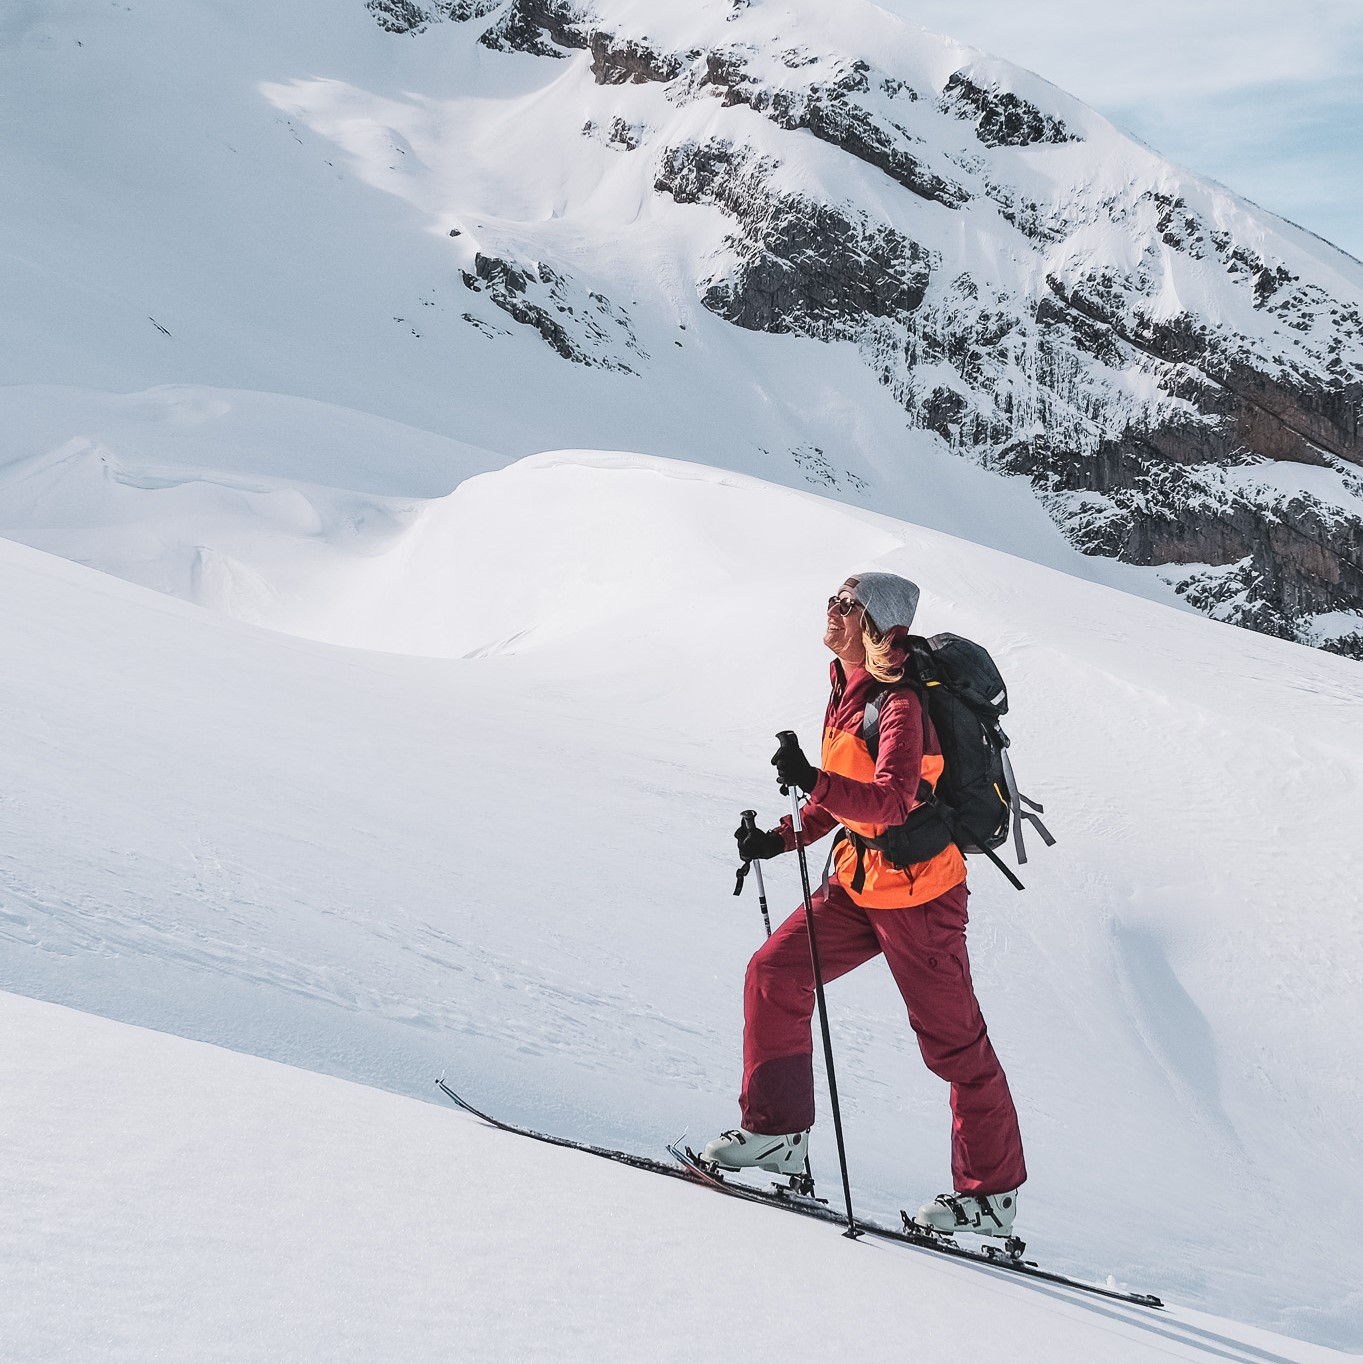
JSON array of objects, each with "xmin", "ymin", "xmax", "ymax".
[{"xmin": 859, "ymin": 632, "xmax": 1054, "ymax": 891}]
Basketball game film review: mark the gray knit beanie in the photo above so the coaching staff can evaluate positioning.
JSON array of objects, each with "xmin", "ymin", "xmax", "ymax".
[{"xmin": 850, "ymin": 571, "xmax": 920, "ymax": 635}]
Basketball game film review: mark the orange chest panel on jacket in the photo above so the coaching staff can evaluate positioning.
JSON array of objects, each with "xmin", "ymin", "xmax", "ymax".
[{"xmin": 821, "ymin": 694, "xmax": 965, "ymax": 909}]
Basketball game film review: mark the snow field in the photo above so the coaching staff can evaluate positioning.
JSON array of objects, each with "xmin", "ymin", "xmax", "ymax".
[
  {"xmin": 5, "ymin": 0, "xmax": 1363, "ymax": 1352},
  {"xmin": 1, "ymin": 990, "xmax": 1347, "ymax": 1363},
  {"xmin": 1, "ymin": 447, "xmax": 1361, "ymax": 1348}
]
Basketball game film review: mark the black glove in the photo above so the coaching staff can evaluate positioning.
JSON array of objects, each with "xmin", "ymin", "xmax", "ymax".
[
  {"xmin": 772, "ymin": 738, "xmax": 819, "ymax": 795},
  {"xmin": 735, "ymin": 823, "xmax": 785, "ymax": 862}
]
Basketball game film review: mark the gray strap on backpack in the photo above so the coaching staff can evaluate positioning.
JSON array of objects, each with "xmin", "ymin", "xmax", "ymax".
[
  {"xmin": 820, "ymin": 838, "xmax": 838, "ymax": 897},
  {"xmin": 1000, "ymin": 748, "xmax": 1056, "ymax": 866},
  {"xmin": 862, "ymin": 692, "xmax": 883, "ymax": 762}
]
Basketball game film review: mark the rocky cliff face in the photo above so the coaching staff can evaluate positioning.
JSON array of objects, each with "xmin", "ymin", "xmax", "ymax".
[{"xmin": 368, "ymin": 0, "xmax": 1363, "ymax": 657}]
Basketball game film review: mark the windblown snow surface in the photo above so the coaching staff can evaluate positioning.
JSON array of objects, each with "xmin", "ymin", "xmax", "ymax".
[
  {"xmin": 2, "ymin": 438, "xmax": 1361, "ymax": 1359},
  {"xmin": 3, "ymin": 0, "xmax": 1362, "ymax": 1355}
]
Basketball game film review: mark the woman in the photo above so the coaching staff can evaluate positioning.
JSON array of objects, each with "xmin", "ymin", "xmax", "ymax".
[{"xmin": 701, "ymin": 571, "xmax": 1027, "ymax": 1236}]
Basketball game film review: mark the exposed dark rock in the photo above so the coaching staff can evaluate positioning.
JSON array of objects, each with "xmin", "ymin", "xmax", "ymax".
[
  {"xmin": 791, "ymin": 444, "xmax": 836, "ymax": 487},
  {"xmin": 366, "ymin": 0, "xmax": 432, "ymax": 35},
  {"xmin": 582, "ymin": 116, "xmax": 643, "ymax": 150},
  {"xmin": 479, "ymin": 0, "xmax": 586, "ymax": 56},
  {"xmin": 461, "ymin": 253, "xmax": 643, "ymax": 370},
  {"xmin": 654, "ymin": 139, "xmax": 770, "ymax": 215},
  {"xmin": 921, "ymin": 386, "xmax": 970, "ymax": 441},
  {"xmin": 941, "ymin": 72, "xmax": 1077, "ymax": 149},
  {"xmin": 1161, "ymin": 488, "xmax": 1363, "ymax": 650},
  {"xmin": 366, "ymin": 0, "xmax": 501, "ymax": 32},
  {"xmin": 987, "ymin": 182, "xmax": 1068, "ymax": 246},
  {"xmin": 445, "ymin": 0, "xmax": 504, "ymax": 18},
  {"xmin": 476, "ymin": 0, "xmax": 683, "ymax": 82},
  {"xmin": 1044, "ymin": 275, "xmax": 1363, "ymax": 469},
  {"xmin": 589, "ymin": 32, "xmax": 681, "ymax": 83},
  {"xmin": 996, "ymin": 423, "xmax": 1363, "ymax": 635},
  {"xmin": 1149, "ymin": 192, "xmax": 1207, "ymax": 255},
  {"xmin": 471, "ymin": 4, "xmax": 968, "ymax": 205},
  {"xmin": 1033, "ymin": 290, "xmax": 1123, "ymax": 365},
  {"xmin": 1320, "ymin": 631, "xmax": 1363, "ymax": 661},
  {"xmin": 698, "ymin": 52, "xmax": 969, "ymax": 208},
  {"xmin": 656, "ymin": 140, "xmax": 932, "ymax": 333}
]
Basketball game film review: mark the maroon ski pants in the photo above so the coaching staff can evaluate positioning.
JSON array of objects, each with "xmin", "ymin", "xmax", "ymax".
[{"xmin": 740, "ymin": 877, "xmax": 1027, "ymax": 1195}]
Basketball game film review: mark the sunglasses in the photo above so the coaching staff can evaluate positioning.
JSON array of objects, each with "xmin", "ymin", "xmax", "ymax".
[{"xmin": 827, "ymin": 594, "xmax": 862, "ymax": 617}]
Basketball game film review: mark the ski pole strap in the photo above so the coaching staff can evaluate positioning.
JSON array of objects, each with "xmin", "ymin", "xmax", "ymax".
[{"xmin": 734, "ymin": 860, "xmax": 751, "ymax": 897}]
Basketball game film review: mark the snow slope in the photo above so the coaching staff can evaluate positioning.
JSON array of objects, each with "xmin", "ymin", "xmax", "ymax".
[
  {"xmin": 2, "ymin": 450, "xmax": 1361, "ymax": 1350},
  {"xmin": 7, "ymin": 0, "xmax": 1363, "ymax": 649},
  {"xmin": 7, "ymin": 990, "xmax": 1345, "ymax": 1364},
  {"xmin": 0, "ymin": 381, "xmax": 1181, "ymax": 646}
]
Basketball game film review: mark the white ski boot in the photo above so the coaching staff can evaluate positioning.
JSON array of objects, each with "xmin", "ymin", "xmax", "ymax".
[
  {"xmin": 912, "ymin": 1189, "xmax": 1019, "ymax": 1238},
  {"xmin": 700, "ymin": 1128, "xmax": 809, "ymax": 1176}
]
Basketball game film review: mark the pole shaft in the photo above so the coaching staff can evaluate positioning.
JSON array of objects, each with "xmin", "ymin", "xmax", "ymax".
[
  {"xmin": 740, "ymin": 809, "xmax": 773, "ymax": 937},
  {"xmin": 751, "ymin": 859, "xmax": 772, "ymax": 938},
  {"xmin": 788, "ymin": 784, "xmax": 859, "ymax": 1237}
]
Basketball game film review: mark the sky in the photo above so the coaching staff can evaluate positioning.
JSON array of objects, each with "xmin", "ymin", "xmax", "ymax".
[{"xmin": 882, "ymin": 0, "xmax": 1363, "ymax": 263}]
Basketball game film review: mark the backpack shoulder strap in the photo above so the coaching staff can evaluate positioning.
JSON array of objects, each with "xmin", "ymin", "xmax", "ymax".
[{"xmin": 861, "ymin": 679, "xmax": 926, "ymax": 765}]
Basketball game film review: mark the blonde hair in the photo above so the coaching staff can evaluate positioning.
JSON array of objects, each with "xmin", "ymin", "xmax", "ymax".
[{"xmin": 862, "ymin": 618, "xmax": 907, "ymax": 684}]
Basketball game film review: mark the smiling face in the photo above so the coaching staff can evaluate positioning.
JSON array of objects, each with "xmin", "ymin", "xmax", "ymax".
[{"xmin": 823, "ymin": 578, "xmax": 870, "ymax": 666}]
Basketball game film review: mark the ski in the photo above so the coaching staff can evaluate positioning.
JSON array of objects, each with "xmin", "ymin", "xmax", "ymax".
[
  {"xmin": 667, "ymin": 1144, "xmax": 1163, "ymax": 1310},
  {"xmin": 434, "ymin": 1077, "xmax": 697, "ymax": 1185},
  {"xmin": 435, "ymin": 1079, "xmax": 1162, "ymax": 1311}
]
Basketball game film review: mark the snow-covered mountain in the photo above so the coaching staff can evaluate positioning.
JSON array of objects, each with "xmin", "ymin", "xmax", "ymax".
[
  {"xmin": 5, "ymin": 3, "xmax": 1363, "ymax": 1354},
  {"xmin": 366, "ymin": 0, "xmax": 1363, "ymax": 654},
  {"xmin": 3, "ymin": 0, "xmax": 1363, "ymax": 655}
]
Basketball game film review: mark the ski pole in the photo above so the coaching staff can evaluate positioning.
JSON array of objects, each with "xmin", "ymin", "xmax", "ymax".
[
  {"xmin": 737, "ymin": 807, "xmax": 816, "ymax": 1192},
  {"xmin": 735, "ymin": 809, "xmax": 773, "ymax": 938},
  {"xmin": 740, "ymin": 810, "xmax": 819, "ymax": 1192},
  {"xmin": 775, "ymin": 731, "xmax": 860, "ymax": 1239}
]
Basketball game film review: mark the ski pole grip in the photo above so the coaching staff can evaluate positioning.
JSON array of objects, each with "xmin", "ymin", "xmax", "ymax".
[
  {"xmin": 736, "ymin": 807, "xmax": 769, "ymax": 894},
  {"xmin": 775, "ymin": 732, "xmax": 804, "ymax": 834}
]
